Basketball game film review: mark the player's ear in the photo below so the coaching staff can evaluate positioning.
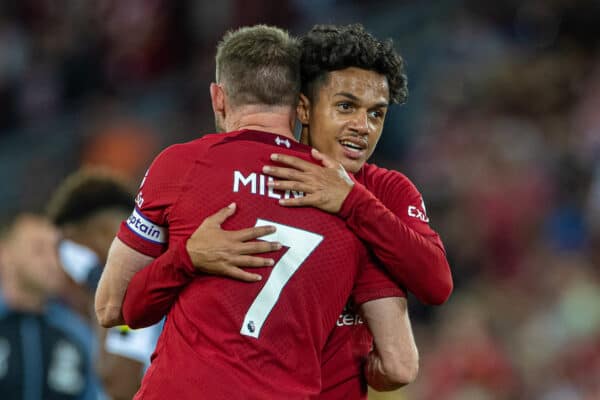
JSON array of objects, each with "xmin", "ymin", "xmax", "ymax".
[
  {"xmin": 210, "ymin": 83, "xmax": 225, "ymax": 115},
  {"xmin": 297, "ymin": 93, "xmax": 311, "ymax": 125}
]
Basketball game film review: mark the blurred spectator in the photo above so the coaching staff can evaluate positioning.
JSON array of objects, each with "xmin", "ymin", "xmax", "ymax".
[
  {"xmin": 412, "ymin": 294, "xmax": 519, "ymax": 400},
  {"xmin": 47, "ymin": 168, "xmax": 162, "ymax": 400},
  {"xmin": 0, "ymin": 215, "xmax": 101, "ymax": 399}
]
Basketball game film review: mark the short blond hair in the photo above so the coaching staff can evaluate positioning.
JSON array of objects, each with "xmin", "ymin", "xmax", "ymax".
[{"xmin": 215, "ymin": 25, "xmax": 301, "ymax": 107}]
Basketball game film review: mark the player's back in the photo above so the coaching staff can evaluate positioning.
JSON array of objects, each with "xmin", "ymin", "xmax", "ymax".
[{"xmin": 139, "ymin": 130, "xmax": 369, "ymax": 399}]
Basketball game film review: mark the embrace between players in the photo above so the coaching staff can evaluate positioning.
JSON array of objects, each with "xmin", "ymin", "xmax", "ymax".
[{"xmin": 95, "ymin": 24, "xmax": 453, "ymax": 399}]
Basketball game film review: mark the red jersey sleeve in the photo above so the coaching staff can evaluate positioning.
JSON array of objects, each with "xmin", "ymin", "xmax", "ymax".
[
  {"xmin": 122, "ymin": 240, "xmax": 197, "ymax": 328},
  {"xmin": 339, "ymin": 165, "xmax": 453, "ymax": 305},
  {"xmin": 352, "ymin": 255, "xmax": 406, "ymax": 306},
  {"xmin": 117, "ymin": 143, "xmax": 195, "ymax": 257},
  {"xmin": 118, "ymin": 139, "xmax": 212, "ymax": 326}
]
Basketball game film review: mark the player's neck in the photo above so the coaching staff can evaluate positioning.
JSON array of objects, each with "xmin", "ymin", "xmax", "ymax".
[{"xmin": 226, "ymin": 105, "xmax": 296, "ymax": 140}]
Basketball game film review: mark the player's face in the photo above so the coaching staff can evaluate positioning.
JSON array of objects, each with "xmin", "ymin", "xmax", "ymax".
[
  {"xmin": 4, "ymin": 216, "xmax": 65, "ymax": 297},
  {"xmin": 299, "ymin": 67, "xmax": 389, "ymax": 173}
]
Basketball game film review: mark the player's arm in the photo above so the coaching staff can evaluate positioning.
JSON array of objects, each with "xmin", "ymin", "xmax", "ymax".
[
  {"xmin": 338, "ymin": 179, "xmax": 451, "ymax": 305},
  {"xmin": 121, "ymin": 241, "xmax": 195, "ymax": 328},
  {"xmin": 122, "ymin": 204, "xmax": 280, "ymax": 328},
  {"xmin": 360, "ymin": 297, "xmax": 418, "ymax": 391},
  {"xmin": 98, "ymin": 203, "xmax": 277, "ymax": 329},
  {"xmin": 352, "ymin": 258, "xmax": 418, "ymax": 392},
  {"xmin": 264, "ymin": 149, "xmax": 452, "ymax": 305},
  {"xmin": 95, "ymin": 238, "xmax": 154, "ymax": 327},
  {"xmin": 95, "ymin": 144, "xmax": 186, "ymax": 328}
]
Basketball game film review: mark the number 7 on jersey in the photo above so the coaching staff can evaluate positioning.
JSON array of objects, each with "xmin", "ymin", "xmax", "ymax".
[{"xmin": 240, "ymin": 219, "xmax": 323, "ymax": 338}]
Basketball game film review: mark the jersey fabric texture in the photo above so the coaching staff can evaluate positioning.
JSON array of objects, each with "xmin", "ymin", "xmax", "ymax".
[
  {"xmin": 0, "ymin": 291, "xmax": 102, "ymax": 400},
  {"xmin": 316, "ymin": 162, "xmax": 452, "ymax": 400},
  {"xmin": 118, "ymin": 130, "xmax": 396, "ymax": 399}
]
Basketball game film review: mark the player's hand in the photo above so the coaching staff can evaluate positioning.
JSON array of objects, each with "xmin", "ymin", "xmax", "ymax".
[
  {"xmin": 263, "ymin": 148, "xmax": 354, "ymax": 213},
  {"xmin": 185, "ymin": 203, "xmax": 281, "ymax": 282},
  {"xmin": 365, "ymin": 347, "xmax": 408, "ymax": 391}
]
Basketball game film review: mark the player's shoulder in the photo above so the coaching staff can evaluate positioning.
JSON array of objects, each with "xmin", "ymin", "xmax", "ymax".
[
  {"xmin": 160, "ymin": 134, "xmax": 218, "ymax": 156},
  {"xmin": 152, "ymin": 133, "xmax": 224, "ymax": 166},
  {"xmin": 359, "ymin": 162, "xmax": 419, "ymax": 194}
]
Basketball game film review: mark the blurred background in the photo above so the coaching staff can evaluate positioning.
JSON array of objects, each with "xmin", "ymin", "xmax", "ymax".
[{"xmin": 1, "ymin": 0, "xmax": 599, "ymax": 399}]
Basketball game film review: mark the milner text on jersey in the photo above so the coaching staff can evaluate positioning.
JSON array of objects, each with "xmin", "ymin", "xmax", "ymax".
[{"xmin": 233, "ymin": 171, "xmax": 304, "ymax": 200}]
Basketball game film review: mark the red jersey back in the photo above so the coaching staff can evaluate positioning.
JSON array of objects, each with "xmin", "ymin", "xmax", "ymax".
[{"xmin": 118, "ymin": 130, "xmax": 372, "ymax": 399}]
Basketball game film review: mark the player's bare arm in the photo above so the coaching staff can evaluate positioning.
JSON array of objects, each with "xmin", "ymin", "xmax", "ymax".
[
  {"xmin": 95, "ymin": 237, "xmax": 154, "ymax": 327},
  {"xmin": 185, "ymin": 202, "xmax": 280, "ymax": 282},
  {"xmin": 263, "ymin": 149, "xmax": 354, "ymax": 213},
  {"xmin": 361, "ymin": 297, "xmax": 418, "ymax": 391}
]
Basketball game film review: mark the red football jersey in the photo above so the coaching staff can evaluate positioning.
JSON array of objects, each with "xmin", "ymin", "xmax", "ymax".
[
  {"xmin": 118, "ymin": 130, "xmax": 389, "ymax": 399},
  {"xmin": 345, "ymin": 163, "xmax": 451, "ymax": 305},
  {"xmin": 316, "ymin": 163, "xmax": 452, "ymax": 400}
]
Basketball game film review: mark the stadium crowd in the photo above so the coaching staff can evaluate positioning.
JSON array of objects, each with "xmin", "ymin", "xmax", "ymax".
[{"xmin": 1, "ymin": 1, "xmax": 599, "ymax": 399}]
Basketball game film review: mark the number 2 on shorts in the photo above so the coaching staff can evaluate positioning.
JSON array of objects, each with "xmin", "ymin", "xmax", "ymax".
[{"xmin": 240, "ymin": 219, "xmax": 323, "ymax": 338}]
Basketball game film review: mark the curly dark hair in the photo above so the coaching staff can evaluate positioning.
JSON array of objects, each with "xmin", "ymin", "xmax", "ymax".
[
  {"xmin": 300, "ymin": 24, "xmax": 408, "ymax": 104},
  {"xmin": 47, "ymin": 168, "xmax": 134, "ymax": 227}
]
